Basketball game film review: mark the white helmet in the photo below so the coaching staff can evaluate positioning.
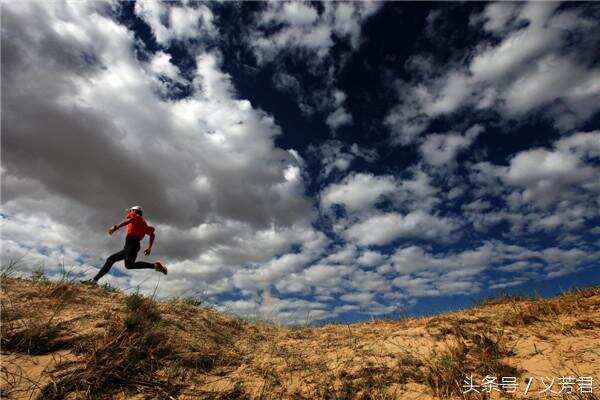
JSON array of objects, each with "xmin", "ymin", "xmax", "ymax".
[{"xmin": 129, "ymin": 205, "xmax": 143, "ymax": 214}]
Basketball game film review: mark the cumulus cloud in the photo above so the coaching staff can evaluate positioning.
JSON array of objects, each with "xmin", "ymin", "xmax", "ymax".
[
  {"xmin": 308, "ymin": 140, "xmax": 378, "ymax": 179},
  {"xmin": 357, "ymin": 250, "xmax": 386, "ymax": 267},
  {"xmin": 250, "ymin": 1, "xmax": 381, "ymax": 64},
  {"xmin": 2, "ymin": 2, "xmax": 597, "ymax": 325},
  {"xmin": 390, "ymin": 240, "xmax": 597, "ymax": 296},
  {"xmin": 134, "ymin": 1, "xmax": 216, "ymax": 46},
  {"xmin": 1, "ymin": 1, "xmax": 320, "ymax": 304},
  {"xmin": 343, "ymin": 210, "xmax": 459, "ymax": 246},
  {"xmin": 386, "ymin": 2, "xmax": 600, "ymax": 144},
  {"xmin": 149, "ymin": 51, "xmax": 181, "ymax": 80},
  {"xmin": 325, "ymin": 89, "xmax": 353, "ymax": 130},
  {"xmin": 271, "ymin": 71, "xmax": 316, "ymax": 116},
  {"xmin": 420, "ymin": 125, "xmax": 484, "ymax": 167},
  {"xmin": 504, "ymin": 149, "xmax": 591, "ymax": 186},
  {"xmin": 473, "ymin": 2, "xmax": 522, "ymax": 34},
  {"xmin": 500, "ymin": 131, "xmax": 599, "ymax": 208},
  {"xmin": 249, "ymin": 2, "xmax": 381, "ymax": 125},
  {"xmin": 462, "ymin": 131, "xmax": 599, "ymax": 239},
  {"xmin": 320, "ymin": 165, "xmax": 442, "ymax": 218},
  {"xmin": 320, "ymin": 173, "xmax": 396, "ymax": 213},
  {"xmin": 556, "ymin": 131, "xmax": 600, "ymax": 158},
  {"xmin": 219, "ymin": 295, "xmax": 331, "ymax": 325}
]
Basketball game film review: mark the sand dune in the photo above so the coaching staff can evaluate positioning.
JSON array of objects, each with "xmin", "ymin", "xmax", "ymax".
[{"xmin": 1, "ymin": 276, "xmax": 599, "ymax": 399}]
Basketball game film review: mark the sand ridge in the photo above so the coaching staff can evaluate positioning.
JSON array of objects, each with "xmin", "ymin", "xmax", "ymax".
[{"xmin": 1, "ymin": 277, "xmax": 598, "ymax": 399}]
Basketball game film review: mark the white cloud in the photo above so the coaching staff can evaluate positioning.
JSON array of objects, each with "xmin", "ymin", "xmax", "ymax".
[
  {"xmin": 470, "ymin": 3, "xmax": 561, "ymax": 82},
  {"xmin": 329, "ymin": 1, "xmax": 381, "ymax": 49},
  {"xmin": 149, "ymin": 51, "xmax": 180, "ymax": 79},
  {"xmin": 1, "ymin": 1, "xmax": 321, "ymax": 305},
  {"xmin": 343, "ymin": 210, "xmax": 459, "ymax": 246},
  {"xmin": 395, "ymin": 167, "xmax": 441, "ymax": 211},
  {"xmin": 272, "ymin": 72, "xmax": 302, "ymax": 95},
  {"xmin": 498, "ymin": 261, "xmax": 544, "ymax": 273},
  {"xmin": 326, "ymin": 107, "xmax": 352, "ymax": 130},
  {"xmin": 320, "ymin": 173, "xmax": 397, "ymax": 213},
  {"xmin": 260, "ymin": 2, "xmax": 318, "ymax": 27},
  {"xmin": 420, "ymin": 125, "xmax": 483, "ymax": 167},
  {"xmin": 322, "ymin": 245, "xmax": 357, "ymax": 265},
  {"xmin": 476, "ymin": 2, "xmax": 521, "ymax": 34},
  {"xmin": 340, "ymin": 291, "xmax": 374, "ymax": 305},
  {"xmin": 251, "ymin": 1, "xmax": 381, "ymax": 63},
  {"xmin": 308, "ymin": 140, "xmax": 378, "ymax": 179},
  {"xmin": 357, "ymin": 250, "xmax": 386, "ymax": 267},
  {"xmin": 134, "ymin": 1, "xmax": 216, "ymax": 46},
  {"xmin": 422, "ymin": 72, "xmax": 472, "ymax": 116},
  {"xmin": 219, "ymin": 295, "xmax": 332, "ymax": 325},
  {"xmin": 501, "ymin": 137, "xmax": 599, "ymax": 208},
  {"xmin": 254, "ymin": 2, "xmax": 380, "ymax": 123},
  {"xmin": 556, "ymin": 131, "xmax": 600, "ymax": 158},
  {"xmin": 271, "ymin": 263, "xmax": 355, "ymax": 297},
  {"xmin": 389, "ymin": 241, "xmax": 597, "ymax": 297},
  {"xmin": 385, "ymin": 2, "xmax": 600, "ymax": 144},
  {"xmin": 463, "ymin": 198, "xmax": 492, "ymax": 213},
  {"xmin": 325, "ymin": 89, "xmax": 353, "ymax": 130},
  {"xmin": 465, "ymin": 131, "xmax": 599, "ymax": 219},
  {"xmin": 3, "ymin": 1, "xmax": 597, "ymax": 325}
]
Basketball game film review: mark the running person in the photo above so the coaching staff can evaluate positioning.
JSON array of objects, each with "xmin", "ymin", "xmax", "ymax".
[{"xmin": 90, "ymin": 206, "xmax": 167, "ymax": 283}]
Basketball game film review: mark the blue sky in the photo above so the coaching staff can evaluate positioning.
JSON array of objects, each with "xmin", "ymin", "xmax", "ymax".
[{"xmin": 1, "ymin": 1, "xmax": 599, "ymax": 324}]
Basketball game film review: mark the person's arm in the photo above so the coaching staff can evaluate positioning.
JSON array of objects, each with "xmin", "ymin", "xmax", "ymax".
[
  {"xmin": 108, "ymin": 218, "xmax": 132, "ymax": 235},
  {"xmin": 144, "ymin": 232, "xmax": 155, "ymax": 255}
]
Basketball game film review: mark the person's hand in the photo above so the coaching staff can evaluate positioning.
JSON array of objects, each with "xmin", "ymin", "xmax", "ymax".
[
  {"xmin": 108, "ymin": 225, "xmax": 118, "ymax": 235},
  {"xmin": 144, "ymin": 247, "xmax": 152, "ymax": 256}
]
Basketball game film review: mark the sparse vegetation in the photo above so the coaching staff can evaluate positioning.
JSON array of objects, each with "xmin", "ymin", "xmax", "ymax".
[
  {"xmin": 1, "ymin": 276, "xmax": 599, "ymax": 399},
  {"xmin": 26, "ymin": 285, "xmax": 247, "ymax": 399},
  {"xmin": 421, "ymin": 324, "xmax": 519, "ymax": 398},
  {"xmin": 477, "ymin": 293, "xmax": 530, "ymax": 307},
  {"xmin": 123, "ymin": 290, "xmax": 162, "ymax": 330},
  {"xmin": 181, "ymin": 296, "xmax": 203, "ymax": 307},
  {"xmin": 38, "ymin": 291, "xmax": 179, "ymax": 399},
  {"xmin": 1, "ymin": 273, "xmax": 75, "ymax": 356},
  {"xmin": 0, "ymin": 259, "xmax": 22, "ymax": 279},
  {"xmin": 100, "ymin": 281, "xmax": 120, "ymax": 293},
  {"xmin": 45, "ymin": 281, "xmax": 78, "ymax": 302},
  {"xmin": 29, "ymin": 267, "xmax": 48, "ymax": 283},
  {"xmin": 0, "ymin": 317, "xmax": 68, "ymax": 355}
]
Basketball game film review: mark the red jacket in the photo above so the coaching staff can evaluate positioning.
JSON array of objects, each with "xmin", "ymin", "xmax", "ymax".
[{"xmin": 126, "ymin": 211, "xmax": 155, "ymax": 241}]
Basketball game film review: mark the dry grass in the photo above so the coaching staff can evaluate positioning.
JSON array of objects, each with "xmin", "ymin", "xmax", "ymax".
[
  {"xmin": 38, "ymin": 292, "xmax": 181, "ymax": 399},
  {"xmin": 477, "ymin": 293, "xmax": 531, "ymax": 307},
  {"xmin": 34, "ymin": 290, "xmax": 249, "ymax": 399},
  {"xmin": 1, "ymin": 286, "xmax": 73, "ymax": 356},
  {"xmin": 1, "ymin": 318, "xmax": 68, "ymax": 356},
  {"xmin": 421, "ymin": 324, "xmax": 519, "ymax": 398},
  {"xmin": 1, "ymin": 277, "xmax": 599, "ymax": 399}
]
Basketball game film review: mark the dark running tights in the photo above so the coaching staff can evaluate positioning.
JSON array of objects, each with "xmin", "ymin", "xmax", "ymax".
[{"xmin": 93, "ymin": 236, "xmax": 155, "ymax": 282}]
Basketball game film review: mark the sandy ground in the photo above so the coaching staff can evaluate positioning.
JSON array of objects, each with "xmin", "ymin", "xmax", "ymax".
[{"xmin": 1, "ymin": 277, "xmax": 599, "ymax": 399}]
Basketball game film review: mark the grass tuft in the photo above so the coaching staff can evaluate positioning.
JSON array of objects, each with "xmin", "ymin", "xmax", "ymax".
[
  {"xmin": 1, "ymin": 319, "xmax": 68, "ymax": 355},
  {"xmin": 29, "ymin": 267, "xmax": 49, "ymax": 283},
  {"xmin": 100, "ymin": 281, "xmax": 120, "ymax": 293},
  {"xmin": 0, "ymin": 258, "xmax": 22, "ymax": 279},
  {"xmin": 2, "ymin": 275, "xmax": 597, "ymax": 400},
  {"xmin": 38, "ymin": 292, "xmax": 180, "ymax": 399},
  {"xmin": 421, "ymin": 324, "xmax": 518, "ymax": 398}
]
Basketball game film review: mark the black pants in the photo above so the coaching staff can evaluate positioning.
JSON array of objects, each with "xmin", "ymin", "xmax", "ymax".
[{"xmin": 93, "ymin": 236, "xmax": 155, "ymax": 281}]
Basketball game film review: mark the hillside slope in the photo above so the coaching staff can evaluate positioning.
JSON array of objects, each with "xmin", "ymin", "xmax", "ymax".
[{"xmin": 1, "ymin": 277, "xmax": 599, "ymax": 399}]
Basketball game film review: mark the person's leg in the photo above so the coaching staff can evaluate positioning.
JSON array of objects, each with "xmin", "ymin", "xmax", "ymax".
[
  {"xmin": 93, "ymin": 249, "xmax": 125, "ymax": 282},
  {"xmin": 123, "ymin": 237, "xmax": 155, "ymax": 270},
  {"xmin": 125, "ymin": 260, "xmax": 156, "ymax": 270},
  {"xmin": 126, "ymin": 261, "xmax": 157, "ymax": 270}
]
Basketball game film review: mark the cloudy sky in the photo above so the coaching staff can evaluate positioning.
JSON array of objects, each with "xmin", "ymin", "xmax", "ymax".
[{"xmin": 2, "ymin": 1, "xmax": 599, "ymax": 324}]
